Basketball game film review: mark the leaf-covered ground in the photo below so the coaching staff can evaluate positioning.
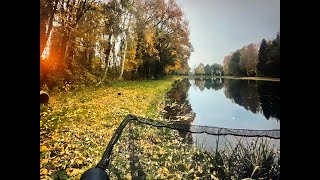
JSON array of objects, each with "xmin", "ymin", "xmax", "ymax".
[
  {"xmin": 40, "ymin": 77, "xmax": 279, "ymax": 180},
  {"xmin": 40, "ymin": 77, "xmax": 182, "ymax": 179}
]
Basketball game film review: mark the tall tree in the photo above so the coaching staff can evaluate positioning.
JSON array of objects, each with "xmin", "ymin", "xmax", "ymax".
[
  {"xmin": 211, "ymin": 63, "xmax": 223, "ymax": 76},
  {"xmin": 223, "ymin": 55, "xmax": 232, "ymax": 76},
  {"xmin": 267, "ymin": 32, "xmax": 280, "ymax": 77},
  {"xmin": 204, "ymin": 64, "xmax": 212, "ymax": 75},
  {"xmin": 240, "ymin": 43, "xmax": 258, "ymax": 76},
  {"xmin": 40, "ymin": 0, "xmax": 60, "ymax": 59},
  {"xmin": 194, "ymin": 63, "xmax": 205, "ymax": 75},
  {"xmin": 257, "ymin": 39, "xmax": 268, "ymax": 76},
  {"xmin": 228, "ymin": 50, "xmax": 242, "ymax": 76}
]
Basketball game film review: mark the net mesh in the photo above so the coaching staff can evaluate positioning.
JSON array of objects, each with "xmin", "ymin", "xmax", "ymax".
[{"xmin": 95, "ymin": 114, "xmax": 280, "ymax": 179}]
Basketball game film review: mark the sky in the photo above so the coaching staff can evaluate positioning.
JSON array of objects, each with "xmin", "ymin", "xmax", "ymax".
[{"xmin": 175, "ymin": 0, "xmax": 280, "ymax": 70}]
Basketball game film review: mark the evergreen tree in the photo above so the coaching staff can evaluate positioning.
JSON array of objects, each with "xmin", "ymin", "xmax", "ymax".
[{"xmin": 257, "ymin": 39, "xmax": 268, "ymax": 76}]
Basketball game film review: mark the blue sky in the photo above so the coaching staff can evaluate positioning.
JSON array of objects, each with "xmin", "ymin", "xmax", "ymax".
[{"xmin": 176, "ymin": 0, "xmax": 280, "ymax": 70}]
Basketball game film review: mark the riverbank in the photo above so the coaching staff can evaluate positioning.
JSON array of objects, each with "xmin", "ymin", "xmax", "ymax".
[
  {"xmin": 186, "ymin": 75, "xmax": 280, "ymax": 82},
  {"xmin": 40, "ymin": 77, "xmax": 182, "ymax": 179},
  {"xmin": 40, "ymin": 76, "xmax": 279, "ymax": 179}
]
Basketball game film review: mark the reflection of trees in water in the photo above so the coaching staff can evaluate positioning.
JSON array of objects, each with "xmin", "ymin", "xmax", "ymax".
[
  {"xmin": 163, "ymin": 79, "xmax": 195, "ymax": 143},
  {"xmin": 195, "ymin": 78, "xmax": 206, "ymax": 91},
  {"xmin": 163, "ymin": 78, "xmax": 280, "ymax": 144},
  {"xmin": 223, "ymin": 79, "xmax": 280, "ymax": 121},
  {"xmin": 258, "ymin": 81, "xmax": 280, "ymax": 120},
  {"xmin": 194, "ymin": 78, "xmax": 223, "ymax": 91},
  {"xmin": 204, "ymin": 79, "xmax": 211, "ymax": 90}
]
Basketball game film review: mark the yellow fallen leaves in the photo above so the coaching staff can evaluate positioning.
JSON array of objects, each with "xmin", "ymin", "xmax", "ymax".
[
  {"xmin": 40, "ymin": 78, "xmax": 181, "ymax": 179},
  {"xmin": 125, "ymin": 173, "xmax": 132, "ymax": 180},
  {"xmin": 159, "ymin": 148, "xmax": 165, "ymax": 155},
  {"xmin": 66, "ymin": 168, "xmax": 84, "ymax": 177},
  {"xmin": 40, "ymin": 145, "xmax": 50, "ymax": 152},
  {"xmin": 40, "ymin": 168, "xmax": 48, "ymax": 175},
  {"xmin": 160, "ymin": 167, "xmax": 169, "ymax": 175}
]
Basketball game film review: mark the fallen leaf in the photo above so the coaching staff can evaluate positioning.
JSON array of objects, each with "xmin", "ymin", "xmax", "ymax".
[
  {"xmin": 40, "ymin": 146, "xmax": 49, "ymax": 152},
  {"xmin": 40, "ymin": 168, "xmax": 48, "ymax": 175}
]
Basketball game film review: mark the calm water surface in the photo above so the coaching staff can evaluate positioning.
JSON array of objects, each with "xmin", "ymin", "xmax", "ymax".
[
  {"xmin": 188, "ymin": 79, "xmax": 279, "ymax": 130},
  {"xmin": 163, "ymin": 78, "xmax": 280, "ymax": 151}
]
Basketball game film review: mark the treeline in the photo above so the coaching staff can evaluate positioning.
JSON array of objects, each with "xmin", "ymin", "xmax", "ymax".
[
  {"xmin": 193, "ymin": 63, "xmax": 223, "ymax": 76},
  {"xmin": 193, "ymin": 32, "xmax": 280, "ymax": 78},
  {"xmin": 40, "ymin": 0, "xmax": 193, "ymax": 90},
  {"xmin": 223, "ymin": 32, "xmax": 280, "ymax": 77}
]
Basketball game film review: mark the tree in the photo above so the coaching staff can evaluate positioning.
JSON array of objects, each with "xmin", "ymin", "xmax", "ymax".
[
  {"xmin": 267, "ymin": 32, "xmax": 280, "ymax": 77},
  {"xmin": 40, "ymin": 0, "xmax": 60, "ymax": 59},
  {"xmin": 40, "ymin": 0, "xmax": 193, "ymax": 89},
  {"xmin": 194, "ymin": 63, "xmax": 205, "ymax": 75},
  {"xmin": 246, "ymin": 43, "xmax": 259, "ymax": 76},
  {"xmin": 257, "ymin": 39, "xmax": 268, "ymax": 76},
  {"xmin": 194, "ymin": 78, "xmax": 205, "ymax": 91},
  {"xmin": 228, "ymin": 50, "xmax": 242, "ymax": 76},
  {"xmin": 211, "ymin": 63, "xmax": 223, "ymax": 76},
  {"xmin": 239, "ymin": 43, "xmax": 258, "ymax": 77},
  {"xmin": 223, "ymin": 55, "xmax": 232, "ymax": 75},
  {"xmin": 204, "ymin": 64, "xmax": 212, "ymax": 75},
  {"xmin": 239, "ymin": 46, "xmax": 249, "ymax": 75}
]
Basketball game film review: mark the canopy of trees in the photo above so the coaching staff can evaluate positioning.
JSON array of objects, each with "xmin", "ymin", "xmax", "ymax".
[
  {"xmin": 194, "ymin": 63, "xmax": 223, "ymax": 76},
  {"xmin": 40, "ymin": 0, "xmax": 193, "ymax": 89},
  {"xmin": 222, "ymin": 32, "xmax": 280, "ymax": 78},
  {"xmin": 194, "ymin": 63, "xmax": 205, "ymax": 75}
]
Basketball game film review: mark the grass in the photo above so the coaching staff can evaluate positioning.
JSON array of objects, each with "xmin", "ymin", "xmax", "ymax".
[
  {"xmin": 40, "ymin": 76, "xmax": 182, "ymax": 179},
  {"xmin": 208, "ymin": 137, "xmax": 280, "ymax": 180}
]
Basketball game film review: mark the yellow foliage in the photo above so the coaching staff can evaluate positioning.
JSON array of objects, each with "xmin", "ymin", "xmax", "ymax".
[
  {"xmin": 125, "ymin": 173, "xmax": 132, "ymax": 180},
  {"xmin": 40, "ymin": 145, "xmax": 50, "ymax": 152},
  {"xmin": 40, "ymin": 77, "xmax": 182, "ymax": 179},
  {"xmin": 40, "ymin": 168, "xmax": 48, "ymax": 175}
]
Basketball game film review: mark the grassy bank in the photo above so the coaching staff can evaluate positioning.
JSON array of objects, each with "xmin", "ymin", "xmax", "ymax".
[
  {"xmin": 186, "ymin": 75, "xmax": 280, "ymax": 82},
  {"xmin": 40, "ymin": 77, "xmax": 182, "ymax": 179}
]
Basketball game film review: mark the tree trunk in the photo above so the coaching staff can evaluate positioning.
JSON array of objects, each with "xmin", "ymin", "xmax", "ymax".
[
  {"xmin": 97, "ymin": 35, "xmax": 113, "ymax": 86},
  {"xmin": 118, "ymin": 12, "xmax": 132, "ymax": 80},
  {"xmin": 111, "ymin": 36, "xmax": 118, "ymax": 74},
  {"xmin": 118, "ymin": 38, "xmax": 127, "ymax": 80},
  {"xmin": 40, "ymin": 0, "xmax": 59, "ymax": 58}
]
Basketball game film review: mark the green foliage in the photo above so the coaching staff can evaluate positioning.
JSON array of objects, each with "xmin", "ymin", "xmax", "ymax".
[
  {"xmin": 211, "ymin": 63, "xmax": 223, "ymax": 76},
  {"xmin": 228, "ymin": 50, "xmax": 243, "ymax": 76},
  {"xmin": 194, "ymin": 63, "xmax": 205, "ymax": 75},
  {"xmin": 221, "ymin": 138, "xmax": 280, "ymax": 179},
  {"xmin": 52, "ymin": 169, "xmax": 69, "ymax": 180},
  {"xmin": 257, "ymin": 39, "xmax": 269, "ymax": 76},
  {"xmin": 257, "ymin": 33, "xmax": 280, "ymax": 78},
  {"xmin": 222, "ymin": 32, "xmax": 279, "ymax": 78},
  {"xmin": 204, "ymin": 64, "xmax": 212, "ymax": 75}
]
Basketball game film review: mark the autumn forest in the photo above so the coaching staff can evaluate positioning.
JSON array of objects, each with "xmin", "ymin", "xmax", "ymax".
[{"xmin": 40, "ymin": 0, "xmax": 192, "ymax": 90}]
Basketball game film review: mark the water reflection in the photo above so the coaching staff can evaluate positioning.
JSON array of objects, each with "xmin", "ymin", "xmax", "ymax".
[
  {"xmin": 193, "ymin": 78, "xmax": 280, "ymax": 122},
  {"xmin": 258, "ymin": 81, "xmax": 280, "ymax": 120},
  {"xmin": 162, "ymin": 79, "xmax": 195, "ymax": 143},
  {"xmin": 163, "ymin": 78, "xmax": 280, "ymax": 151}
]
